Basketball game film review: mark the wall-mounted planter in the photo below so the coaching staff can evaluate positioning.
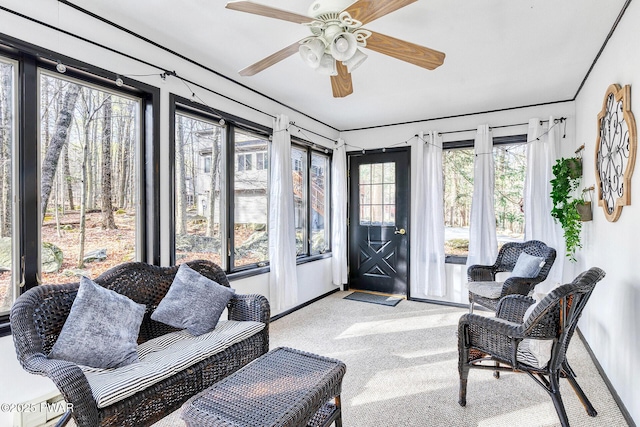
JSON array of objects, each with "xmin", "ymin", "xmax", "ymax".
[{"xmin": 576, "ymin": 201, "xmax": 592, "ymax": 221}]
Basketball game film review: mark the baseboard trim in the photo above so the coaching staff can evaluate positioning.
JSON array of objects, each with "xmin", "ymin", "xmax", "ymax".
[
  {"xmin": 270, "ymin": 288, "xmax": 340, "ymax": 322},
  {"xmin": 576, "ymin": 328, "xmax": 636, "ymax": 427},
  {"xmin": 408, "ymin": 297, "xmax": 478, "ymax": 311}
]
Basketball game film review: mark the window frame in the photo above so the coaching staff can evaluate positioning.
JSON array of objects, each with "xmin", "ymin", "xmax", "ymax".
[
  {"xmin": 231, "ymin": 126, "xmax": 270, "ymax": 271},
  {"xmin": 0, "ymin": 37, "xmax": 160, "ymax": 336},
  {"xmin": 309, "ymin": 150, "xmax": 331, "ymax": 256},
  {"xmin": 169, "ymin": 98, "xmax": 333, "ymax": 277},
  {"xmin": 169, "ymin": 95, "xmax": 275, "ymax": 275},
  {"xmin": 443, "ymin": 134, "xmax": 527, "ymax": 264},
  {"xmin": 0, "ymin": 55, "xmax": 19, "ymax": 320},
  {"xmin": 172, "ymin": 107, "xmax": 227, "ymax": 268},
  {"xmin": 291, "ymin": 139, "xmax": 332, "ymax": 260}
]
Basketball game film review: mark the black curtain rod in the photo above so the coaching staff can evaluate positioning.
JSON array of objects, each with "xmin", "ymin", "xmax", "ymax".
[
  {"xmin": 289, "ymin": 123, "xmax": 338, "ymax": 144},
  {"xmin": 0, "ymin": 3, "xmax": 340, "ymax": 140},
  {"xmin": 438, "ymin": 117, "xmax": 565, "ymax": 136},
  {"xmin": 56, "ymin": 0, "xmax": 338, "ymax": 132}
]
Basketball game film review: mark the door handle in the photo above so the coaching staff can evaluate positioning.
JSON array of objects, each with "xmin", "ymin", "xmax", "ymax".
[{"xmin": 394, "ymin": 228, "xmax": 406, "ymax": 235}]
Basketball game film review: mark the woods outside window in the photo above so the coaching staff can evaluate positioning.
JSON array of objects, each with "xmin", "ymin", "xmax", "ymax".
[
  {"xmin": 0, "ymin": 57, "xmax": 16, "ymax": 316},
  {"xmin": 39, "ymin": 72, "xmax": 142, "ymax": 284}
]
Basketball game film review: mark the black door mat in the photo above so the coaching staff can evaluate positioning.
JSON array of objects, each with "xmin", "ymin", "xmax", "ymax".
[{"xmin": 343, "ymin": 292, "xmax": 403, "ymax": 307}]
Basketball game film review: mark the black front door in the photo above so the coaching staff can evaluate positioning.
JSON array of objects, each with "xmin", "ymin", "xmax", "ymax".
[{"xmin": 348, "ymin": 148, "xmax": 410, "ymax": 296}]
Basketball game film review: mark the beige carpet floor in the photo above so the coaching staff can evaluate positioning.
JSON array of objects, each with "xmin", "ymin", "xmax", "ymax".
[{"xmin": 152, "ymin": 291, "xmax": 628, "ymax": 427}]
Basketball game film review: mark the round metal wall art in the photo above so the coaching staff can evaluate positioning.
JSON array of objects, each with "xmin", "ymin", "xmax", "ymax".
[{"xmin": 595, "ymin": 84, "xmax": 637, "ymax": 222}]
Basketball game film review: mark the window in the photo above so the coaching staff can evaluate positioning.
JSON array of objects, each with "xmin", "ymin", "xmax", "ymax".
[
  {"xmin": 291, "ymin": 143, "xmax": 331, "ymax": 257},
  {"xmin": 233, "ymin": 130, "xmax": 269, "ymax": 268},
  {"xmin": 170, "ymin": 96, "xmax": 332, "ymax": 273},
  {"xmin": 0, "ymin": 58, "xmax": 15, "ymax": 316},
  {"xmin": 292, "ymin": 146, "xmax": 307, "ymax": 255},
  {"xmin": 237, "ymin": 153, "xmax": 252, "ymax": 171},
  {"xmin": 359, "ymin": 162, "xmax": 396, "ymax": 226},
  {"xmin": 0, "ymin": 42, "xmax": 159, "ymax": 336},
  {"xmin": 39, "ymin": 72, "xmax": 141, "ymax": 283},
  {"xmin": 293, "ymin": 156, "xmax": 303, "ymax": 172},
  {"xmin": 310, "ymin": 152, "xmax": 330, "ymax": 254},
  {"xmin": 174, "ymin": 112, "xmax": 224, "ymax": 266},
  {"xmin": 443, "ymin": 136, "xmax": 526, "ymax": 258},
  {"xmin": 256, "ymin": 152, "xmax": 268, "ymax": 170}
]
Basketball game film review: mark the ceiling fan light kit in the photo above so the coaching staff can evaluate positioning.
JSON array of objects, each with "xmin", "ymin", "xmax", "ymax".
[
  {"xmin": 300, "ymin": 7, "xmax": 371, "ymax": 75},
  {"xmin": 226, "ymin": 0, "xmax": 446, "ymax": 97}
]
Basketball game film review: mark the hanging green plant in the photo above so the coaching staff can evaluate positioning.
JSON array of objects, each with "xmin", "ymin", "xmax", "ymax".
[{"xmin": 550, "ymin": 157, "xmax": 583, "ymax": 262}]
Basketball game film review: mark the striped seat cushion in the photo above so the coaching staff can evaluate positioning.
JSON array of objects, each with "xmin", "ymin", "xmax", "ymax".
[
  {"xmin": 517, "ymin": 338, "xmax": 553, "ymax": 369},
  {"xmin": 80, "ymin": 320, "xmax": 265, "ymax": 408}
]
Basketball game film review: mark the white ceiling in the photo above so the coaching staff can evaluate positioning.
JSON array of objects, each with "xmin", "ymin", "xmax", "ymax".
[{"xmin": 69, "ymin": 0, "xmax": 627, "ymax": 131}]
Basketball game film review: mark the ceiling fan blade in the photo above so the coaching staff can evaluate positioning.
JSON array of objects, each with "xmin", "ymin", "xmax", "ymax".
[
  {"xmin": 239, "ymin": 42, "xmax": 301, "ymax": 76},
  {"xmin": 331, "ymin": 62, "xmax": 353, "ymax": 98},
  {"xmin": 364, "ymin": 31, "xmax": 445, "ymax": 70},
  {"xmin": 225, "ymin": 1, "xmax": 310, "ymax": 24},
  {"xmin": 344, "ymin": 0, "xmax": 417, "ymax": 25}
]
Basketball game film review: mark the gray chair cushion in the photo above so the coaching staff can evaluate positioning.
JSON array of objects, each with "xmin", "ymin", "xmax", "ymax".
[
  {"xmin": 48, "ymin": 276, "xmax": 146, "ymax": 369},
  {"xmin": 467, "ymin": 281, "xmax": 504, "ymax": 299},
  {"xmin": 151, "ymin": 263, "xmax": 235, "ymax": 336},
  {"xmin": 510, "ymin": 252, "xmax": 545, "ymax": 278}
]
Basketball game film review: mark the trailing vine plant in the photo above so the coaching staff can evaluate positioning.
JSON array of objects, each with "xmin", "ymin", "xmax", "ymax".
[{"xmin": 550, "ymin": 157, "xmax": 583, "ymax": 262}]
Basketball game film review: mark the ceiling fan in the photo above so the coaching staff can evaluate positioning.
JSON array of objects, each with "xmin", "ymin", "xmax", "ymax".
[{"xmin": 225, "ymin": 0, "xmax": 445, "ymax": 98}]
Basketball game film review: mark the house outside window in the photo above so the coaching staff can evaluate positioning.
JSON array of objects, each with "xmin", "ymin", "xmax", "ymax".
[
  {"xmin": 443, "ymin": 136, "xmax": 526, "ymax": 259},
  {"xmin": 310, "ymin": 152, "xmax": 330, "ymax": 254},
  {"xmin": 174, "ymin": 112, "xmax": 223, "ymax": 266},
  {"xmin": 233, "ymin": 131, "xmax": 269, "ymax": 268},
  {"xmin": 292, "ymin": 146, "xmax": 307, "ymax": 255}
]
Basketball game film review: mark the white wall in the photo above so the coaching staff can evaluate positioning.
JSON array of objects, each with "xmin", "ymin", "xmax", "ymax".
[
  {"xmin": 0, "ymin": 0, "xmax": 339, "ymax": 316},
  {"xmin": 341, "ymin": 101, "xmax": 576, "ymax": 303},
  {"xmin": 572, "ymin": 1, "xmax": 640, "ymax": 422}
]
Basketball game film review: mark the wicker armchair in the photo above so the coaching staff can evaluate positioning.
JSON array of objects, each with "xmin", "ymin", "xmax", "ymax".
[
  {"xmin": 467, "ymin": 240, "xmax": 556, "ymax": 312},
  {"xmin": 10, "ymin": 260, "xmax": 270, "ymax": 427},
  {"xmin": 458, "ymin": 267, "xmax": 606, "ymax": 427}
]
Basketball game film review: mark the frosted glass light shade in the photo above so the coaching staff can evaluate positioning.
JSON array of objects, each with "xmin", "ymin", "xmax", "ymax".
[
  {"xmin": 330, "ymin": 32, "xmax": 357, "ymax": 61},
  {"xmin": 299, "ymin": 38, "xmax": 326, "ymax": 69},
  {"xmin": 316, "ymin": 53, "xmax": 337, "ymax": 76},
  {"xmin": 343, "ymin": 49, "xmax": 367, "ymax": 73}
]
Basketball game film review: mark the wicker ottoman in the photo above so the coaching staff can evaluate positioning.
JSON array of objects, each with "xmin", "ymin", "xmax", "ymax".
[{"xmin": 181, "ymin": 347, "xmax": 346, "ymax": 427}]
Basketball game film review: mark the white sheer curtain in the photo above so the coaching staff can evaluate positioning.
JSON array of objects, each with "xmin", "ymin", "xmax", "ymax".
[
  {"xmin": 411, "ymin": 132, "xmax": 446, "ymax": 297},
  {"xmin": 466, "ymin": 124, "xmax": 497, "ymax": 269},
  {"xmin": 268, "ymin": 114, "xmax": 298, "ymax": 312},
  {"xmin": 524, "ymin": 117, "xmax": 564, "ymax": 289},
  {"xmin": 331, "ymin": 139, "xmax": 348, "ymax": 288}
]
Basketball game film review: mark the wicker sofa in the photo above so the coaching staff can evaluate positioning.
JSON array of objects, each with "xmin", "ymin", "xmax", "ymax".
[{"xmin": 10, "ymin": 260, "xmax": 270, "ymax": 427}]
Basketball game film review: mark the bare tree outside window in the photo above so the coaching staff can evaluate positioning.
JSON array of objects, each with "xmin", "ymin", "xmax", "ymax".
[
  {"xmin": 40, "ymin": 73, "xmax": 140, "ymax": 282},
  {"xmin": 0, "ymin": 60, "xmax": 15, "ymax": 314}
]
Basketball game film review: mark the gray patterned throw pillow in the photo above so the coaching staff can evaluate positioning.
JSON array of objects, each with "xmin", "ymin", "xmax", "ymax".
[
  {"xmin": 151, "ymin": 263, "xmax": 235, "ymax": 336},
  {"xmin": 49, "ymin": 276, "xmax": 146, "ymax": 369}
]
